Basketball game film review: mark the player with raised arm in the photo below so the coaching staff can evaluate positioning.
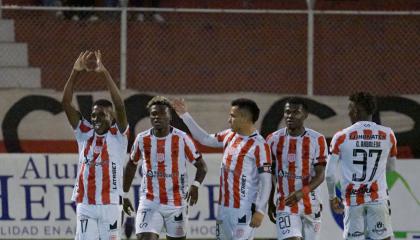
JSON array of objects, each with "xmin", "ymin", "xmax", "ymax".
[
  {"xmin": 326, "ymin": 92, "xmax": 397, "ymax": 240},
  {"xmin": 172, "ymin": 98, "xmax": 272, "ymax": 240},
  {"xmin": 122, "ymin": 96, "xmax": 207, "ymax": 240},
  {"xmin": 62, "ymin": 51, "xmax": 129, "ymax": 240},
  {"xmin": 266, "ymin": 97, "xmax": 327, "ymax": 240}
]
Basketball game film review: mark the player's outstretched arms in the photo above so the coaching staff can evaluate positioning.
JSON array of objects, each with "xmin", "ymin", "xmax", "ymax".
[
  {"xmin": 62, "ymin": 51, "xmax": 91, "ymax": 129},
  {"xmin": 94, "ymin": 50, "xmax": 128, "ymax": 133},
  {"xmin": 186, "ymin": 157, "xmax": 207, "ymax": 206},
  {"xmin": 171, "ymin": 99, "xmax": 221, "ymax": 148}
]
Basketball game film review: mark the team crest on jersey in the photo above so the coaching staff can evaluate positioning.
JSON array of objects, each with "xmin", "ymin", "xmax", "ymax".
[
  {"xmin": 287, "ymin": 154, "xmax": 296, "ymax": 162},
  {"xmin": 235, "ymin": 229, "xmax": 244, "ymax": 238},
  {"xmin": 157, "ymin": 153, "xmax": 165, "ymax": 162},
  {"xmin": 93, "ymin": 146, "xmax": 102, "ymax": 154},
  {"xmin": 227, "ymin": 147, "xmax": 239, "ymax": 156}
]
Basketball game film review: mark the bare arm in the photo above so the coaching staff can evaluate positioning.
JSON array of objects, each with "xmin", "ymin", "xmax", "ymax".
[
  {"xmin": 268, "ymin": 174, "xmax": 277, "ymax": 223},
  {"xmin": 285, "ymin": 164, "xmax": 326, "ymax": 207},
  {"xmin": 123, "ymin": 160, "xmax": 138, "ymax": 193},
  {"xmin": 308, "ymin": 164, "xmax": 326, "ymax": 192},
  {"xmin": 94, "ymin": 50, "xmax": 128, "ymax": 133},
  {"xmin": 186, "ymin": 157, "xmax": 208, "ymax": 206},
  {"xmin": 122, "ymin": 160, "xmax": 137, "ymax": 215},
  {"xmin": 62, "ymin": 52, "xmax": 89, "ymax": 129},
  {"xmin": 193, "ymin": 157, "xmax": 207, "ymax": 184}
]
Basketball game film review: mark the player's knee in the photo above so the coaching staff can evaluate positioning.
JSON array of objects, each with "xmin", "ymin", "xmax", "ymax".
[
  {"xmin": 284, "ymin": 237, "xmax": 302, "ymax": 240},
  {"xmin": 137, "ymin": 232, "xmax": 159, "ymax": 240},
  {"xmin": 166, "ymin": 235, "xmax": 186, "ymax": 240}
]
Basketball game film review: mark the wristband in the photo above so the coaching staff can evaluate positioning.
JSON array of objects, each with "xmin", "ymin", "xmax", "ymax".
[
  {"xmin": 192, "ymin": 180, "xmax": 201, "ymax": 188},
  {"xmin": 122, "ymin": 191, "xmax": 129, "ymax": 198},
  {"xmin": 302, "ymin": 186, "xmax": 311, "ymax": 195}
]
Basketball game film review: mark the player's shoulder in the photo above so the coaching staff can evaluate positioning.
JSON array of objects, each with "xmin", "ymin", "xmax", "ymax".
[
  {"xmin": 374, "ymin": 123, "xmax": 394, "ymax": 134},
  {"xmin": 267, "ymin": 128, "xmax": 287, "ymax": 139},
  {"xmin": 171, "ymin": 127, "xmax": 189, "ymax": 138},
  {"xmin": 251, "ymin": 132, "xmax": 267, "ymax": 144},
  {"xmin": 136, "ymin": 128, "xmax": 152, "ymax": 139},
  {"xmin": 304, "ymin": 128, "xmax": 326, "ymax": 139},
  {"xmin": 219, "ymin": 128, "xmax": 233, "ymax": 135}
]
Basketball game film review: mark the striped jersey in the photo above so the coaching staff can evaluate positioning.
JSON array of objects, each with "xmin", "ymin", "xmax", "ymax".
[
  {"xmin": 329, "ymin": 121, "xmax": 397, "ymax": 206},
  {"xmin": 214, "ymin": 129, "xmax": 272, "ymax": 209},
  {"xmin": 72, "ymin": 118, "xmax": 129, "ymax": 205},
  {"xmin": 130, "ymin": 127, "xmax": 201, "ymax": 207},
  {"xmin": 266, "ymin": 128, "xmax": 327, "ymax": 215}
]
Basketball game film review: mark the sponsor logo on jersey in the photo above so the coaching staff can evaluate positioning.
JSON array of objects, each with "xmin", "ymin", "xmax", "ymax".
[
  {"xmin": 278, "ymin": 170, "xmax": 309, "ymax": 180},
  {"xmin": 287, "ymin": 154, "xmax": 296, "ymax": 162},
  {"xmin": 240, "ymin": 175, "xmax": 247, "ymax": 197},
  {"xmin": 146, "ymin": 170, "xmax": 179, "ymax": 178},
  {"xmin": 112, "ymin": 162, "xmax": 117, "ymax": 190},
  {"xmin": 157, "ymin": 153, "xmax": 165, "ymax": 162}
]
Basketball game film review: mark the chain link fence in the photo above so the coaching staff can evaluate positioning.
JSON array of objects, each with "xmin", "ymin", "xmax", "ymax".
[
  {"xmin": 0, "ymin": 7, "xmax": 419, "ymax": 95},
  {"xmin": 314, "ymin": 13, "xmax": 420, "ymax": 95}
]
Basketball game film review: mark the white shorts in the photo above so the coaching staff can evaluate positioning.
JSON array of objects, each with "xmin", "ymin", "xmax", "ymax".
[
  {"xmin": 216, "ymin": 205, "xmax": 256, "ymax": 240},
  {"xmin": 75, "ymin": 203, "xmax": 122, "ymax": 240},
  {"xmin": 135, "ymin": 199, "xmax": 187, "ymax": 238},
  {"xmin": 275, "ymin": 209, "xmax": 322, "ymax": 240},
  {"xmin": 344, "ymin": 201, "xmax": 393, "ymax": 240}
]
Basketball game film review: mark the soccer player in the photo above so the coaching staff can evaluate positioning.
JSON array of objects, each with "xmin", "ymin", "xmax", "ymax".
[
  {"xmin": 62, "ymin": 51, "xmax": 129, "ymax": 240},
  {"xmin": 122, "ymin": 96, "xmax": 208, "ymax": 240},
  {"xmin": 326, "ymin": 92, "xmax": 396, "ymax": 240},
  {"xmin": 266, "ymin": 97, "xmax": 327, "ymax": 240},
  {"xmin": 171, "ymin": 98, "xmax": 272, "ymax": 240}
]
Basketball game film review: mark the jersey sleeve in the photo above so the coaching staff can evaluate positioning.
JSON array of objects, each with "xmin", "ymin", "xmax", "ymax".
[
  {"xmin": 183, "ymin": 134, "xmax": 202, "ymax": 164},
  {"xmin": 74, "ymin": 118, "xmax": 93, "ymax": 142},
  {"xmin": 213, "ymin": 129, "xmax": 231, "ymax": 143},
  {"xmin": 389, "ymin": 130, "xmax": 398, "ymax": 158},
  {"xmin": 329, "ymin": 131, "xmax": 346, "ymax": 156},
  {"xmin": 314, "ymin": 135, "xmax": 328, "ymax": 166},
  {"xmin": 129, "ymin": 134, "xmax": 143, "ymax": 165},
  {"xmin": 265, "ymin": 133, "xmax": 277, "ymax": 174},
  {"xmin": 254, "ymin": 141, "xmax": 272, "ymax": 174}
]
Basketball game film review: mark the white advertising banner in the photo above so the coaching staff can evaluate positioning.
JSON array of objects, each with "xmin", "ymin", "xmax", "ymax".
[{"xmin": 0, "ymin": 154, "xmax": 419, "ymax": 239}]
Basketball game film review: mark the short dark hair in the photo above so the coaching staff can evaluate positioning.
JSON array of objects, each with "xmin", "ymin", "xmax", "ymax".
[
  {"xmin": 147, "ymin": 96, "xmax": 172, "ymax": 111},
  {"xmin": 349, "ymin": 92, "xmax": 377, "ymax": 115},
  {"xmin": 231, "ymin": 98, "xmax": 260, "ymax": 123},
  {"xmin": 93, "ymin": 99, "xmax": 113, "ymax": 108},
  {"xmin": 284, "ymin": 97, "xmax": 308, "ymax": 111}
]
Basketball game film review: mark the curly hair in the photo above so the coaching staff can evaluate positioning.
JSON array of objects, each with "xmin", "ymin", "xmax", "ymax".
[
  {"xmin": 284, "ymin": 97, "xmax": 308, "ymax": 111},
  {"xmin": 146, "ymin": 96, "xmax": 172, "ymax": 111},
  {"xmin": 349, "ymin": 92, "xmax": 377, "ymax": 115}
]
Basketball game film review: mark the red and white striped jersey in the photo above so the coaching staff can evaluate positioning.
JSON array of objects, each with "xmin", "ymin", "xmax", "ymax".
[
  {"xmin": 329, "ymin": 121, "xmax": 397, "ymax": 206},
  {"xmin": 266, "ymin": 128, "xmax": 327, "ymax": 215},
  {"xmin": 214, "ymin": 129, "xmax": 272, "ymax": 209},
  {"xmin": 130, "ymin": 127, "xmax": 201, "ymax": 207},
  {"xmin": 71, "ymin": 119, "xmax": 129, "ymax": 205}
]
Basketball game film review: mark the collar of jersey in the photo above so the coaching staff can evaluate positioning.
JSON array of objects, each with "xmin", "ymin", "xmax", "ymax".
[
  {"xmin": 150, "ymin": 126, "xmax": 174, "ymax": 139},
  {"xmin": 285, "ymin": 128, "xmax": 307, "ymax": 138},
  {"xmin": 234, "ymin": 130, "xmax": 258, "ymax": 138},
  {"xmin": 355, "ymin": 121, "xmax": 376, "ymax": 126}
]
